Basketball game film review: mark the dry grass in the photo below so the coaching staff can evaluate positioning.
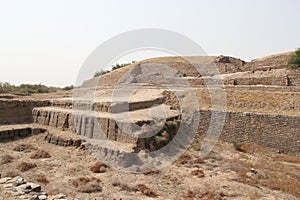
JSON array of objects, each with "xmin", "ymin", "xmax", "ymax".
[
  {"xmin": 112, "ymin": 181, "xmax": 138, "ymax": 192},
  {"xmin": 230, "ymin": 154, "xmax": 300, "ymax": 197},
  {"xmin": 183, "ymin": 190, "xmax": 196, "ymax": 199},
  {"xmin": 199, "ymin": 191, "xmax": 217, "ymax": 200},
  {"xmin": 191, "ymin": 169, "xmax": 205, "ymax": 178},
  {"xmin": 177, "ymin": 154, "xmax": 192, "ymax": 165},
  {"xmin": 272, "ymin": 155, "xmax": 300, "ymax": 164},
  {"xmin": 72, "ymin": 177, "xmax": 102, "ymax": 193},
  {"xmin": 192, "ymin": 158, "xmax": 205, "ymax": 164},
  {"xmin": 0, "ymin": 154, "xmax": 14, "ymax": 165},
  {"xmin": 233, "ymin": 142, "xmax": 276, "ymax": 154},
  {"xmin": 90, "ymin": 162, "xmax": 108, "ymax": 173},
  {"xmin": 30, "ymin": 149, "xmax": 51, "ymax": 159},
  {"xmin": 137, "ymin": 183, "xmax": 158, "ymax": 198},
  {"xmin": 140, "ymin": 166, "xmax": 160, "ymax": 175},
  {"xmin": 17, "ymin": 162, "xmax": 37, "ymax": 172},
  {"xmin": 35, "ymin": 175, "xmax": 49, "ymax": 184},
  {"xmin": 13, "ymin": 144, "xmax": 36, "ymax": 152},
  {"xmin": 1, "ymin": 170, "xmax": 20, "ymax": 178}
]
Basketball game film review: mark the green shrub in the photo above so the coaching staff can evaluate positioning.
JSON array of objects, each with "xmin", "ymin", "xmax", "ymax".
[
  {"xmin": 0, "ymin": 82, "xmax": 61, "ymax": 94},
  {"xmin": 94, "ymin": 70, "xmax": 110, "ymax": 77},
  {"xmin": 288, "ymin": 48, "xmax": 300, "ymax": 70},
  {"xmin": 63, "ymin": 85, "xmax": 74, "ymax": 90},
  {"xmin": 93, "ymin": 61, "xmax": 136, "ymax": 78},
  {"xmin": 111, "ymin": 61, "xmax": 135, "ymax": 71}
]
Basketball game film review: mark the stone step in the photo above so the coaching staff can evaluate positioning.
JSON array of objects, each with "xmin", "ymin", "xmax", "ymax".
[
  {"xmin": 49, "ymin": 96, "xmax": 166, "ymax": 113},
  {"xmin": 32, "ymin": 104, "xmax": 180, "ymax": 145},
  {"xmin": 44, "ymin": 128, "xmax": 81, "ymax": 147}
]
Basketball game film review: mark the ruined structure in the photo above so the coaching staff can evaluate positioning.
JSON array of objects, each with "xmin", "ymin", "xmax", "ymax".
[{"xmin": 0, "ymin": 52, "xmax": 299, "ymax": 167}]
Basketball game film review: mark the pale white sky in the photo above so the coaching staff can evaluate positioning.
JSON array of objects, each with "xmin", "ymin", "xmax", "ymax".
[{"xmin": 0, "ymin": 0, "xmax": 300, "ymax": 87}]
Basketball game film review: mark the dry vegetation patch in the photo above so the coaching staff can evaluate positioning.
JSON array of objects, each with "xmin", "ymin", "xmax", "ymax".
[
  {"xmin": 2, "ymin": 170, "xmax": 20, "ymax": 178},
  {"xmin": 233, "ymin": 142, "xmax": 276, "ymax": 154},
  {"xmin": 17, "ymin": 162, "xmax": 37, "ymax": 172},
  {"xmin": 112, "ymin": 181, "xmax": 139, "ymax": 192},
  {"xmin": 72, "ymin": 177, "xmax": 102, "ymax": 193},
  {"xmin": 0, "ymin": 154, "xmax": 14, "ymax": 165},
  {"xmin": 229, "ymin": 153, "xmax": 300, "ymax": 197},
  {"xmin": 183, "ymin": 190, "xmax": 196, "ymax": 199},
  {"xmin": 13, "ymin": 144, "xmax": 36, "ymax": 152},
  {"xmin": 191, "ymin": 169, "xmax": 205, "ymax": 178},
  {"xmin": 90, "ymin": 162, "xmax": 108, "ymax": 173},
  {"xmin": 30, "ymin": 149, "xmax": 51, "ymax": 159},
  {"xmin": 137, "ymin": 183, "xmax": 158, "ymax": 198},
  {"xmin": 35, "ymin": 175, "xmax": 49, "ymax": 184},
  {"xmin": 272, "ymin": 155, "xmax": 300, "ymax": 164}
]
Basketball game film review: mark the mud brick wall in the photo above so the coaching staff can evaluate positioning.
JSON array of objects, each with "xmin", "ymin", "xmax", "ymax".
[
  {"xmin": 32, "ymin": 108, "xmax": 74, "ymax": 131},
  {"xmin": 288, "ymin": 74, "xmax": 300, "ymax": 86},
  {"xmin": 230, "ymin": 77, "xmax": 288, "ymax": 86},
  {"xmin": 189, "ymin": 76, "xmax": 289, "ymax": 87},
  {"xmin": 197, "ymin": 109, "xmax": 300, "ymax": 155},
  {"xmin": 0, "ymin": 100, "xmax": 50, "ymax": 125},
  {"xmin": 0, "ymin": 127, "xmax": 46, "ymax": 141}
]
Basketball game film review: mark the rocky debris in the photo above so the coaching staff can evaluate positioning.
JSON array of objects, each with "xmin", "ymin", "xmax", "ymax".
[{"xmin": 0, "ymin": 176, "xmax": 71, "ymax": 200}]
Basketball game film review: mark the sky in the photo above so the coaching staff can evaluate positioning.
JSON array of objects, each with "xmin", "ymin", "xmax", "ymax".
[{"xmin": 0, "ymin": 0, "xmax": 300, "ymax": 87}]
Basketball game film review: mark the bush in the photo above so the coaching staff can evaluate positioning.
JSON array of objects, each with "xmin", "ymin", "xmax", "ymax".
[
  {"xmin": 288, "ymin": 49, "xmax": 300, "ymax": 70},
  {"xmin": 111, "ymin": 61, "xmax": 135, "ymax": 71},
  {"xmin": 0, "ymin": 82, "xmax": 61, "ymax": 94},
  {"xmin": 93, "ymin": 61, "xmax": 136, "ymax": 78},
  {"xmin": 94, "ymin": 70, "xmax": 110, "ymax": 77},
  {"xmin": 63, "ymin": 85, "xmax": 74, "ymax": 90}
]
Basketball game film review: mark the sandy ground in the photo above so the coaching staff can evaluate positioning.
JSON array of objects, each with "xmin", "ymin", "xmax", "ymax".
[{"xmin": 0, "ymin": 132, "xmax": 299, "ymax": 200}]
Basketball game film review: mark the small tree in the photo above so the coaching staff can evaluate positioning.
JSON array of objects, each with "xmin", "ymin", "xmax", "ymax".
[{"xmin": 288, "ymin": 48, "xmax": 300, "ymax": 70}]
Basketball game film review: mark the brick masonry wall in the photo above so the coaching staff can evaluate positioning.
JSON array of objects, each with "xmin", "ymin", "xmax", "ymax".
[
  {"xmin": 0, "ymin": 127, "xmax": 46, "ymax": 141},
  {"xmin": 197, "ymin": 109, "xmax": 300, "ymax": 155},
  {"xmin": 231, "ymin": 77, "xmax": 288, "ymax": 86},
  {"xmin": 189, "ymin": 76, "xmax": 300, "ymax": 87},
  {"xmin": 288, "ymin": 73, "xmax": 300, "ymax": 86},
  {"xmin": 0, "ymin": 100, "xmax": 50, "ymax": 125}
]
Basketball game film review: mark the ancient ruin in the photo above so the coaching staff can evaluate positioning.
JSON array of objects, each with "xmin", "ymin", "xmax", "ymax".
[{"xmin": 0, "ymin": 52, "xmax": 299, "ymax": 199}]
